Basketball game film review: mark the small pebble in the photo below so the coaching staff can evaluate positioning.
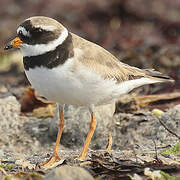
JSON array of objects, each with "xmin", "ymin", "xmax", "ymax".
[{"xmin": 152, "ymin": 109, "xmax": 164, "ymax": 117}]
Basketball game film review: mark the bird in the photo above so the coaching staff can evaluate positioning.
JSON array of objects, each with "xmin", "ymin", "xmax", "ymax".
[{"xmin": 4, "ymin": 16, "xmax": 174, "ymax": 166}]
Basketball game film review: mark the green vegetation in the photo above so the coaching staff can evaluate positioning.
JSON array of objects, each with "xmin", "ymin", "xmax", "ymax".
[{"xmin": 162, "ymin": 141, "xmax": 180, "ymax": 156}]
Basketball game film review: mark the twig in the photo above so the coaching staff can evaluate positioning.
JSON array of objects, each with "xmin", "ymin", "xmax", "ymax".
[
  {"xmin": 158, "ymin": 118, "xmax": 180, "ymax": 140},
  {"xmin": 106, "ymin": 132, "xmax": 112, "ymax": 155},
  {"xmin": 152, "ymin": 139, "xmax": 162, "ymax": 163},
  {"xmin": 132, "ymin": 146, "xmax": 138, "ymax": 163},
  {"xmin": 0, "ymin": 167, "xmax": 7, "ymax": 175},
  {"xmin": 152, "ymin": 139, "xmax": 158, "ymax": 159}
]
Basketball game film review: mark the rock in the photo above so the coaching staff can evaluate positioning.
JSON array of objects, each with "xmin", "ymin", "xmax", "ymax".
[
  {"xmin": 48, "ymin": 103, "xmax": 115, "ymax": 150},
  {"xmin": 113, "ymin": 104, "xmax": 180, "ymax": 150},
  {"xmin": 0, "ymin": 95, "xmax": 51, "ymax": 161},
  {"xmin": 0, "ymin": 96, "xmax": 20, "ymax": 120},
  {"xmin": 43, "ymin": 165, "xmax": 93, "ymax": 180},
  {"xmin": 160, "ymin": 104, "xmax": 180, "ymax": 137},
  {"xmin": 47, "ymin": 103, "xmax": 180, "ymax": 152},
  {"xmin": 0, "ymin": 96, "xmax": 21, "ymax": 152}
]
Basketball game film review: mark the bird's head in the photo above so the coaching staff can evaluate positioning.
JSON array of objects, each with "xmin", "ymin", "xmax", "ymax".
[{"xmin": 4, "ymin": 16, "xmax": 68, "ymax": 57}]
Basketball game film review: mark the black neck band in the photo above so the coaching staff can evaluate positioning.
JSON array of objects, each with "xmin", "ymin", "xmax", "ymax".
[{"xmin": 23, "ymin": 33, "xmax": 74, "ymax": 70}]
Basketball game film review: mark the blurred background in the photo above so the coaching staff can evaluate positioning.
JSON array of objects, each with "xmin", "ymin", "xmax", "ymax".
[
  {"xmin": 0, "ymin": 0, "xmax": 179, "ymax": 170},
  {"xmin": 0, "ymin": 0, "xmax": 180, "ymax": 94}
]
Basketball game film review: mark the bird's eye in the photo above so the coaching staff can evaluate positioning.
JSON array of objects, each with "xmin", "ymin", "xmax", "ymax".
[
  {"xmin": 19, "ymin": 30, "xmax": 23, "ymax": 36},
  {"xmin": 37, "ymin": 28, "xmax": 43, "ymax": 33}
]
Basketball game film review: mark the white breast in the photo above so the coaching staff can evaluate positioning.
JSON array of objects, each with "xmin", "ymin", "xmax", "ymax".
[{"xmin": 25, "ymin": 58, "xmax": 118, "ymax": 106}]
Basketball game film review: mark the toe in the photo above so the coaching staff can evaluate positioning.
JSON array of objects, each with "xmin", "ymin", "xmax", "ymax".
[{"xmin": 39, "ymin": 153, "xmax": 61, "ymax": 167}]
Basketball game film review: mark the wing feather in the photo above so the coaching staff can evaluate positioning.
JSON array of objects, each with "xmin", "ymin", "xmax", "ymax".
[{"xmin": 71, "ymin": 33, "xmax": 173, "ymax": 83}]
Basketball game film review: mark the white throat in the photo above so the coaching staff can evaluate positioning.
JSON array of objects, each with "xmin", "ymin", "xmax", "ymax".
[{"xmin": 20, "ymin": 28, "xmax": 68, "ymax": 57}]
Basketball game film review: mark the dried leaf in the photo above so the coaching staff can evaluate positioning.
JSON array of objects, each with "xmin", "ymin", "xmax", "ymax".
[
  {"xmin": 2, "ymin": 172, "xmax": 43, "ymax": 180},
  {"xmin": 15, "ymin": 159, "xmax": 36, "ymax": 171},
  {"xmin": 135, "ymin": 92, "xmax": 180, "ymax": 107},
  {"xmin": 41, "ymin": 159, "xmax": 65, "ymax": 170},
  {"xmin": 19, "ymin": 86, "xmax": 55, "ymax": 112},
  {"xmin": 32, "ymin": 104, "xmax": 56, "ymax": 118},
  {"xmin": 144, "ymin": 168, "xmax": 163, "ymax": 179}
]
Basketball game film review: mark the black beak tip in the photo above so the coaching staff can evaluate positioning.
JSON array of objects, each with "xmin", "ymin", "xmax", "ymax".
[{"xmin": 4, "ymin": 44, "xmax": 13, "ymax": 50}]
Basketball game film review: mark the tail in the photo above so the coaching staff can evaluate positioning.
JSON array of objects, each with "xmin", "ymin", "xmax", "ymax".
[
  {"xmin": 113, "ymin": 69, "xmax": 174, "ymax": 96},
  {"xmin": 144, "ymin": 69, "xmax": 174, "ymax": 83}
]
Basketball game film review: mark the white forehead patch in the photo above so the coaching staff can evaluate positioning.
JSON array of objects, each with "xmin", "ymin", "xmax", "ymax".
[
  {"xmin": 34, "ymin": 25, "xmax": 57, "ymax": 31},
  {"xmin": 17, "ymin": 26, "xmax": 30, "ymax": 37},
  {"xmin": 20, "ymin": 28, "xmax": 68, "ymax": 57}
]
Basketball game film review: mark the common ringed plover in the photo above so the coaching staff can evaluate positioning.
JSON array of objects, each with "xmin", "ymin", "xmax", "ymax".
[{"xmin": 4, "ymin": 16, "xmax": 174, "ymax": 166}]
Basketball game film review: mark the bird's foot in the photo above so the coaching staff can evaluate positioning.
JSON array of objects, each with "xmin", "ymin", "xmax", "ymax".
[
  {"xmin": 74, "ymin": 154, "xmax": 86, "ymax": 161},
  {"xmin": 39, "ymin": 152, "xmax": 61, "ymax": 167}
]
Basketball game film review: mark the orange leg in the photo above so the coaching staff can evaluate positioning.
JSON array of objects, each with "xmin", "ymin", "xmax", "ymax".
[
  {"xmin": 40, "ymin": 105, "xmax": 64, "ymax": 166},
  {"xmin": 77, "ymin": 112, "xmax": 97, "ymax": 161}
]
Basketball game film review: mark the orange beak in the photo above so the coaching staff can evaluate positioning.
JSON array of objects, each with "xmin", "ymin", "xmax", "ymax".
[{"xmin": 4, "ymin": 37, "xmax": 23, "ymax": 50}]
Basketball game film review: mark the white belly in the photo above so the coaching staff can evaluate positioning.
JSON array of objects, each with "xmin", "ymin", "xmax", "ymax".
[
  {"xmin": 25, "ymin": 58, "xmax": 118, "ymax": 106},
  {"xmin": 25, "ymin": 58, "xmax": 155, "ymax": 106}
]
